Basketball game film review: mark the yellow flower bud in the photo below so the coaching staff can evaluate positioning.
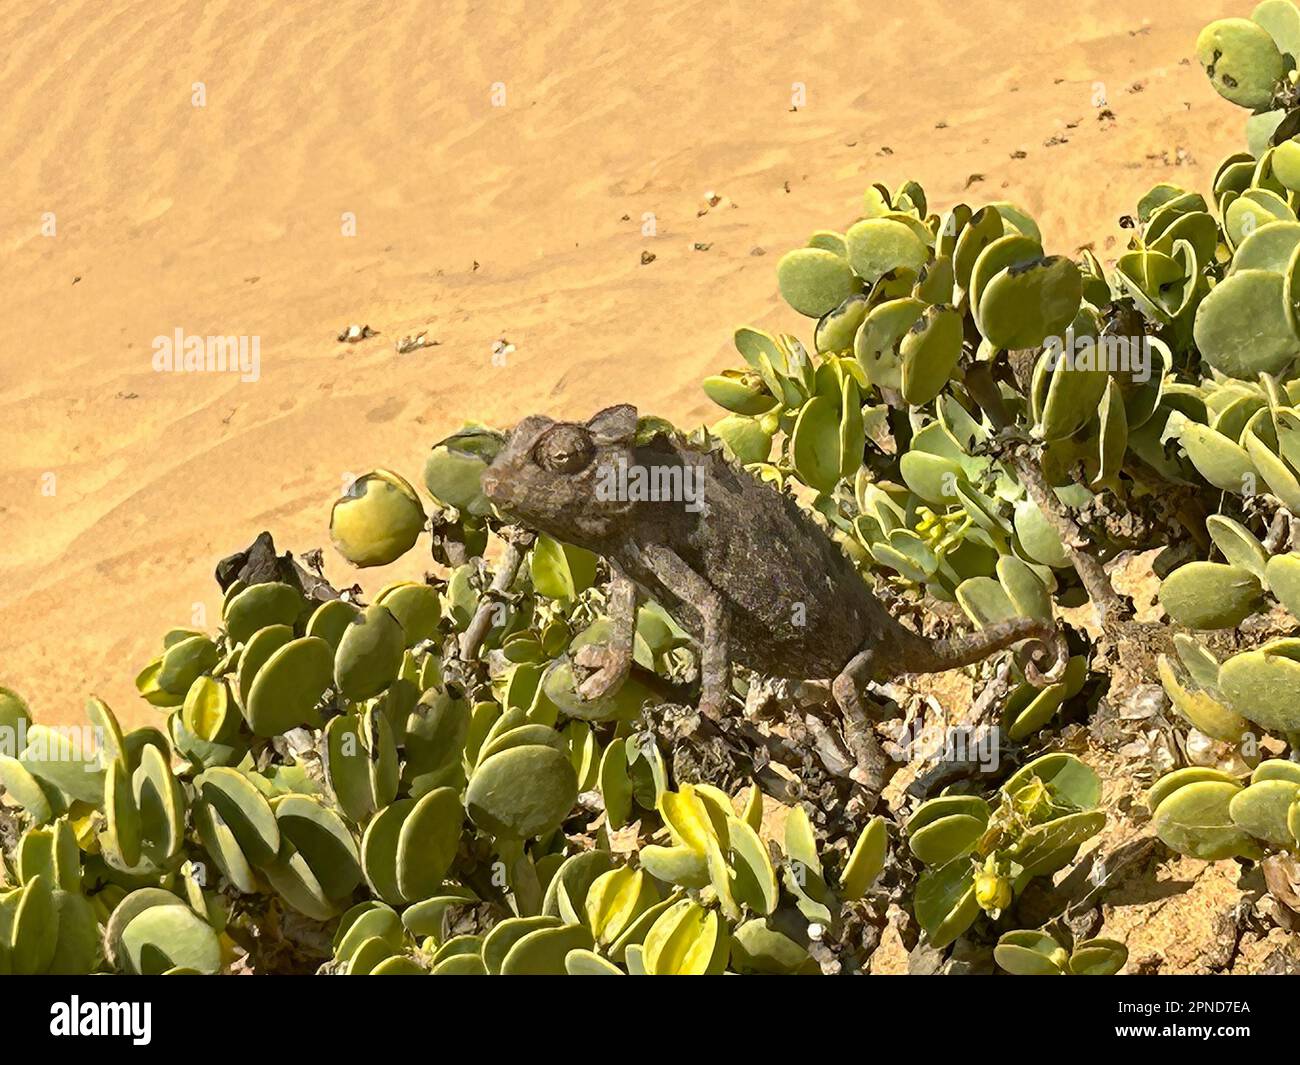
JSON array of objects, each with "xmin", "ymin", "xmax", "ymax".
[{"xmin": 974, "ymin": 870, "xmax": 1012, "ymax": 913}]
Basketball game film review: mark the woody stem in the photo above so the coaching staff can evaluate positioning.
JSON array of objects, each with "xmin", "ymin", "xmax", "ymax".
[{"xmin": 962, "ymin": 362, "xmax": 1126, "ymax": 627}]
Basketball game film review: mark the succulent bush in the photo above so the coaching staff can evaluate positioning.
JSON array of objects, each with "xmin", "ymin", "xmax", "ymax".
[
  {"xmin": 706, "ymin": 0, "xmax": 1300, "ymax": 805},
  {"xmin": 0, "ymin": 535, "xmax": 901, "ymax": 975},
  {"xmin": 1130, "ymin": 3, "xmax": 1300, "ymax": 766},
  {"xmin": 325, "ymin": 779, "xmax": 892, "ymax": 976},
  {"xmin": 1, "ymin": 499, "xmax": 1113, "ymax": 975},
  {"xmin": 701, "ymin": 177, "xmax": 1142, "ymax": 634},
  {"xmin": 905, "ymin": 754, "xmax": 1104, "ymax": 949}
]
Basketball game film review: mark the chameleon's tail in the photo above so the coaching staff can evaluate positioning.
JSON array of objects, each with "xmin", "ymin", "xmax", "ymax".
[{"xmin": 925, "ymin": 616, "xmax": 1067, "ymax": 686}]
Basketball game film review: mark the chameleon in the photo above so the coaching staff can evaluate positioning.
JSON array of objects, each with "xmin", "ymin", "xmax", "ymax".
[{"xmin": 480, "ymin": 404, "xmax": 1062, "ymax": 794}]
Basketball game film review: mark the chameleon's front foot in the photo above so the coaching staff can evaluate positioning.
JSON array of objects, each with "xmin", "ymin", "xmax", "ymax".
[
  {"xmin": 573, "ymin": 643, "xmax": 632, "ymax": 701},
  {"xmin": 573, "ymin": 573, "xmax": 638, "ymax": 703},
  {"xmin": 695, "ymin": 689, "xmax": 729, "ymax": 727},
  {"xmin": 972, "ymin": 424, "xmax": 1040, "ymax": 464}
]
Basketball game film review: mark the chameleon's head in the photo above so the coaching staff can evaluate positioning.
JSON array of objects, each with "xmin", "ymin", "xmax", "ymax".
[{"xmin": 481, "ymin": 404, "xmax": 639, "ymax": 547}]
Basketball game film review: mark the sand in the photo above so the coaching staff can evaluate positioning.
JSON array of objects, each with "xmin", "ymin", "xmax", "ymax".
[{"xmin": 0, "ymin": 1, "xmax": 1240, "ymax": 727}]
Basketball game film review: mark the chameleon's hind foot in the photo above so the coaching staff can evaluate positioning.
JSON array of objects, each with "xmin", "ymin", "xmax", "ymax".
[
  {"xmin": 842, "ymin": 719, "xmax": 889, "ymax": 795},
  {"xmin": 832, "ymin": 652, "xmax": 891, "ymax": 801}
]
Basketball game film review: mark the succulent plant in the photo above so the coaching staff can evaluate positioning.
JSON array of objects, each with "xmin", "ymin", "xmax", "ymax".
[
  {"xmin": 905, "ymin": 753, "xmax": 1104, "ymax": 949},
  {"xmin": 1197, "ymin": 16, "xmax": 1288, "ymax": 111},
  {"xmin": 423, "ymin": 426, "xmax": 505, "ymax": 520},
  {"xmin": 330, "ymin": 470, "xmax": 427, "ymax": 568},
  {"xmin": 994, "ymin": 928, "xmax": 1127, "ymax": 975},
  {"xmin": 1146, "ymin": 759, "xmax": 1300, "ymax": 860}
]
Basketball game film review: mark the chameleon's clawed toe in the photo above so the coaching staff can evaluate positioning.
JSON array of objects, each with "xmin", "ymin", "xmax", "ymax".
[
  {"xmin": 573, "ymin": 644, "xmax": 608, "ymax": 670},
  {"xmin": 574, "ymin": 641, "xmax": 635, "ymax": 702},
  {"xmin": 696, "ymin": 694, "xmax": 729, "ymax": 727},
  {"xmin": 844, "ymin": 724, "xmax": 889, "ymax": 797}
]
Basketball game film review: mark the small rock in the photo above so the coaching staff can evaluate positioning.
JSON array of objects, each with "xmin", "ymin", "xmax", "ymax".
[
  {"xmin": 395, "ymin": 332, "xmax": 439, "ymax": 354},
  {"xmin": 337, "ymin": 324, "xmax": 377, "ymax": 343}
]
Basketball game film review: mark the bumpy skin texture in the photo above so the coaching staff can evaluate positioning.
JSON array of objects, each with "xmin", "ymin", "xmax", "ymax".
[{"xmin": 481, "ymin": 405, "xmax": 1055, "ymax": 793}]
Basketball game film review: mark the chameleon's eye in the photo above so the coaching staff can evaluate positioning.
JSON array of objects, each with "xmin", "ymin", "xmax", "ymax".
[{"xmin": 534, "ymin": 425, "xmax": 596, "ymax": 474}]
